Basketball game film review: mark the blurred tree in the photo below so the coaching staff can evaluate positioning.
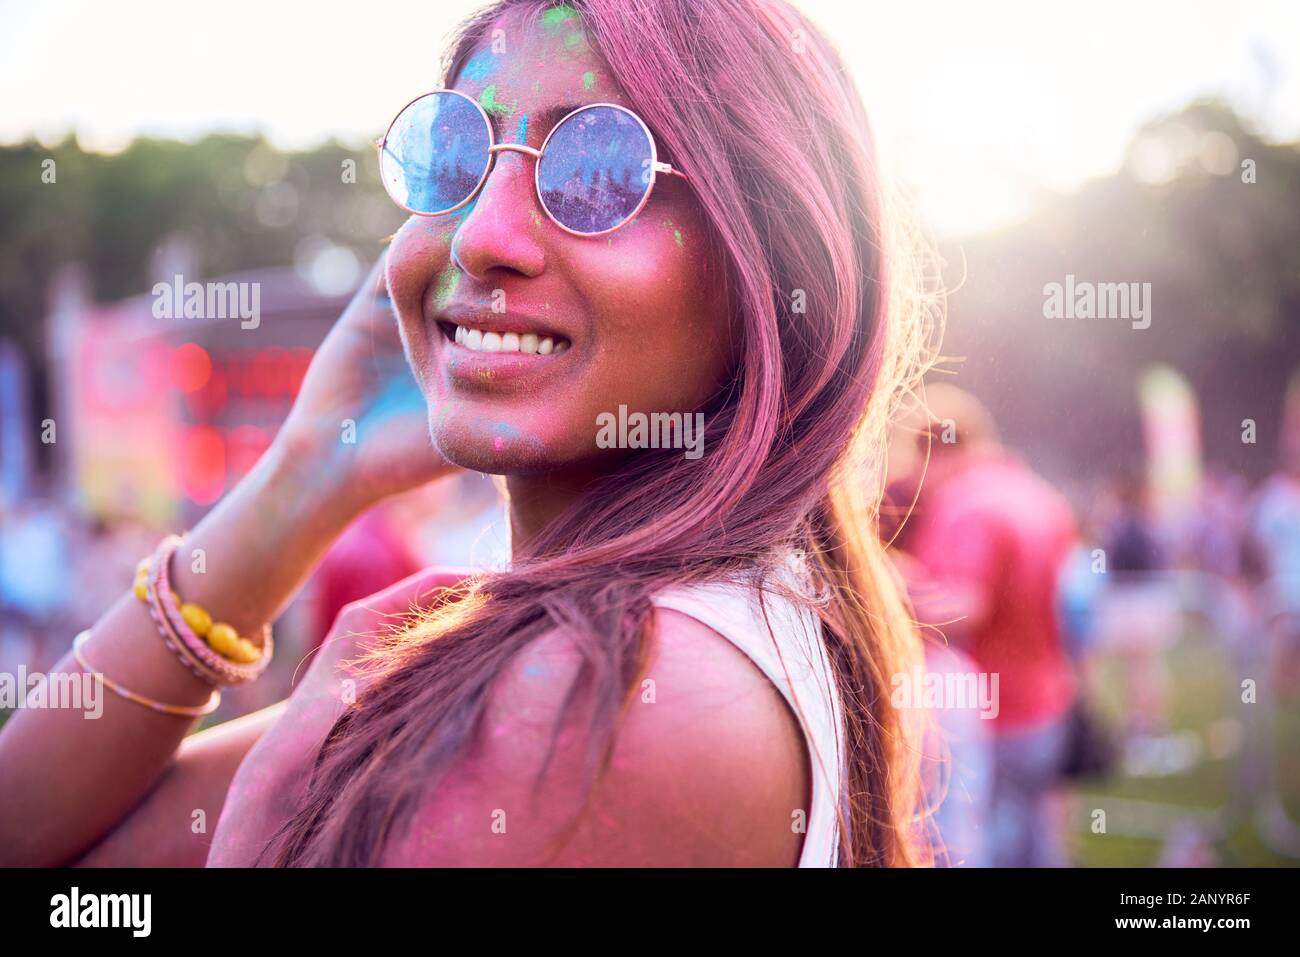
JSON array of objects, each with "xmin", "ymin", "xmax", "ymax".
[
  {"xmin": 0, "ymin": 133, "xmax": 403, "ymax": 358},
  {"xmin": 940, "ymin": 98, "xmax": 1300, "ymax": 485}
]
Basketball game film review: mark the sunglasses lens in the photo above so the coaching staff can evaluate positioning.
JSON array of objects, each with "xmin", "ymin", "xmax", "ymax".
[
  {"xmin": 537, "ymin": 106, "xmax": 654, "ymax": 234},
  {"xmin": 380, "ymin": 91, "xmax": 491, "ymax": 215}
]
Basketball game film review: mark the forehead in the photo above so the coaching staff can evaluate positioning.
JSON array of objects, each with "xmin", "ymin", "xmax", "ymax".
[{"xmin": 450, "ymin": 5, "xmax": 630, "ymax": 142}]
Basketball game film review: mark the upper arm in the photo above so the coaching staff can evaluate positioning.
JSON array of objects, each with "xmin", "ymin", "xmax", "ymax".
[
  {"xmin": 76, "ymin": 566, "xmax": 472, "ymax": 867},
  {"xmin": 383, "ymin": 608, "xmax": 811, "ymax": 867},
  {"xmin": 73, "ymin": 701, "xmax": 287, "ymax": 867}
]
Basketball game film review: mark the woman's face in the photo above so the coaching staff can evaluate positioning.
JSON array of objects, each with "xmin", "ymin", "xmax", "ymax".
[{"xmin": 386, "ymin": 8, "xmax": 735, "ymax": 476}]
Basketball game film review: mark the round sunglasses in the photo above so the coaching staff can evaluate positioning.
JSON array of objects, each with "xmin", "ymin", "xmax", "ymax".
[{"xmin": 377, "ymin": 89, "xmax": 687, "ymax": 237}]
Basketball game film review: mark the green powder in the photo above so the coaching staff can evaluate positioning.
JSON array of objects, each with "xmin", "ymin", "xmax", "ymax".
[
  {"xmin": 479, "ymin": 84, "xmax": 516, "ymax": 116},
  {"xmin": 541, "ymin": 3, "xmax": 578, "ymax": 29},
  {"xmin": 582, "ymin": 70, "xmax": 595, "ymax": 91},
  {"xmin": 434, "ymin": 266, "xmax": 460, "ymax": 309}
]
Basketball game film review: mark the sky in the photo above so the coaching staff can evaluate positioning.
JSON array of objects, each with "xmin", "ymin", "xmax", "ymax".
[{"xmin": 2, "ymin": 0, "xmax": 1297, "ymax": 237}]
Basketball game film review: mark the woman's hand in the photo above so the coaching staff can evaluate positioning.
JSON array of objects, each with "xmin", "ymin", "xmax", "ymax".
[{"xmin": 278, "ymin": 253, "xmax": 456, "ymax": 516}]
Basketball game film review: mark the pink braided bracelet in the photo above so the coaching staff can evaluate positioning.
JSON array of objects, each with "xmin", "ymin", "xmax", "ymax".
[{"xmin": 145, "ymin": 535, "xmax": 273, "ymax": 687}]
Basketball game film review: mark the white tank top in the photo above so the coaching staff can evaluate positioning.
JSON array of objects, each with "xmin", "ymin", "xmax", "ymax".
[{"xmin": 650, "ymin": 575, "xmax": 845, "ymax": 867}]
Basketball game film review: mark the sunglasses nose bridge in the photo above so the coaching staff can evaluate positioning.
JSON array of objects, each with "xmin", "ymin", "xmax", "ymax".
[
  {"xmin": 488, "ymin": 143, "xmax": 543, "ymax": 161},
  {"xmin": 477, "ymin": 142, "xmax": 544, "ymax": 208}
]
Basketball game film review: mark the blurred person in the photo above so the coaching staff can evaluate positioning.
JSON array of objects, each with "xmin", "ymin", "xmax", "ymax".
[
  {"xmin": 884, "ymin": 546, "xmax": 993, "ymax": 867},
  {"xmin": 1100, "ymin": 471, "xmax": 1163, "ymax": 574},
  {"xmin": 922, "ymin": 641, "xmax": 993, "ymax": 867},
  {"xmin": 1247, "ymin": 378, "xmax": 1300, "ymax": 688},
  {"xmin": 1192, "ymin": 467, "xmax": 1249, "ymax": 580},
  {"xmin": 1091, "ymin": 472, "xmax": 1179, "ymax": 737},
  {"xmin": 1248, "ymin": 383, "xmax": 1300, "ymax": 613},
  {"xmin": 0, "ymin": 0, "xmax": 943, "ymax": 868},
  {"xmin": 307, "ymin": 502, "xmax": 424, "ymax": 651},
  {"xmin": 890, "ymin": 382, "xmax": 1078, "ymax": 867},
  {"xmin": 305, "ymin": 475, "xmax": 509, "ymax": 650},
  {"xmin": 67, "ymin": 515, "xmax": 158, "ymax": 634},
  {"xmin": 0, "ymin": 498, "xmax": 68, "ymax": 674},
  {"xmin": 1251, "ymin": 472, "xmax": 1300, "ymax": 603}
]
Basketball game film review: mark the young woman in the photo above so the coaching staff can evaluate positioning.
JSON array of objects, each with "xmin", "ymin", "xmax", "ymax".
[{"xmin": 0, "ymin": 0, "xmax": 938, "ymax": 867}]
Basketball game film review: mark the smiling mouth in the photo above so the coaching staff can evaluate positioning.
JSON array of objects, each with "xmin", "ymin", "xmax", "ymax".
[{"xmin": 439, "ymin": 322, "xmax": 571, "ymax": 356}]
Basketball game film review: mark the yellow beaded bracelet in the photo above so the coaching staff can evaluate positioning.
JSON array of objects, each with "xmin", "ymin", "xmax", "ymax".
[{"xmin": 133, "ymin": 560, "xmax": 262, "ymax": 665}]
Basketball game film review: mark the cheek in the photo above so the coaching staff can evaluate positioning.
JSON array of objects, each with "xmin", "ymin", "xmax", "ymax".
[
  {"xmin": 385, "ymin": 215, "xmax": 462, "ymax": 384},
  {"xmin": 580, "ymin": 216, "xmax": 730, "ymax": 407}
]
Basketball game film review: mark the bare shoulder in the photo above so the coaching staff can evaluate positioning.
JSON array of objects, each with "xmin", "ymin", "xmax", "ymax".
[
  {"xmin": 555, "ymin": 607, "xmax": 812, "ymax": 866},
  {"xmin": 304, "ymin": 565, "xmax": 474, "ymax": 677},
  {"xmin": 384, "ymin": 605, "xmax": 811, "ymax": 867}
]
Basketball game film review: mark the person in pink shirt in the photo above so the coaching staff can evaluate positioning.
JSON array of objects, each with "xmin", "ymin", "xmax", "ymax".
[{"xmin": 891, "ymin": 383, "xmax": 1078, "ymax": 866}]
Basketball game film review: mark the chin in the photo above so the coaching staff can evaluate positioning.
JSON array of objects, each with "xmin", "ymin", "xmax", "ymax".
[{"xmin": 428, "ymin": 406, "xmax": 571, "ymax": 476}]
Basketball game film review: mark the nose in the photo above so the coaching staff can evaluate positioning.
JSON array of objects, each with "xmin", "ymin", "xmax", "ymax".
[{"xmin": 449, "ymin": 147, "xmax": 547, "ymax": 282}]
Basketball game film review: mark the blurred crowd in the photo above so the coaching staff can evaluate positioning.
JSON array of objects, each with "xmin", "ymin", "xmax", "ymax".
[
  {"xmin": 883, "ymin": 382, "xmax": 1300, "ymax": 866},
  {"xmin": 3, "ymin": 376, "xmax": 1300, "ymax": 865}
]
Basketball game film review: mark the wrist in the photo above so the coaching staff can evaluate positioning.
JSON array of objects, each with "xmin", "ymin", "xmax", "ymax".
[{"xmin": 170, "ymin": 439, "xmax": 363, "ymax": 636}]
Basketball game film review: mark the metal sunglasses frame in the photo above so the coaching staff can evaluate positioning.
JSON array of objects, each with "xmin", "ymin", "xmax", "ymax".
[{"xmin": 377, "ymin": 88, "xmax": 688, "ymax": 238}]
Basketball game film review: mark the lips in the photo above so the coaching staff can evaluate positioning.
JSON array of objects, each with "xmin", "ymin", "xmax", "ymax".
[{"xmin": 429, "ymin": 302, "xmax": 577, "ymax": 386}]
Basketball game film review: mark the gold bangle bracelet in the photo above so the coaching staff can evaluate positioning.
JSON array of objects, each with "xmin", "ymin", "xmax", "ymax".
[{"xmin": 72, "ymin": 631, "xmax": 222, "ymax": 718}]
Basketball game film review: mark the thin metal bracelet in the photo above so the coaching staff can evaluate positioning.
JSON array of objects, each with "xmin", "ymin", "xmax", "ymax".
[{"xmin": 72, "ymin": 631, "xmax": 221, "ymax": 718}]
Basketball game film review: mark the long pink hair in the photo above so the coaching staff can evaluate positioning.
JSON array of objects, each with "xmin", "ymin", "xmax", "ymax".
[{"xmin": 266, "ymin": 0, "xmax": 940, "ymax": 866}]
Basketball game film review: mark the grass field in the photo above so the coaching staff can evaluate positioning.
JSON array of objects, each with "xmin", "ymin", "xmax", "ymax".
[{"xmin": 1067, "ymin": 626, "xmax": 1300, "ymax": 867}]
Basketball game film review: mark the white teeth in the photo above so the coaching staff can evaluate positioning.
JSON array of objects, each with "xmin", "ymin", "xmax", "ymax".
[{"xmin": 451, "ymin": 325, "xmax": 567, "ymax": 356}]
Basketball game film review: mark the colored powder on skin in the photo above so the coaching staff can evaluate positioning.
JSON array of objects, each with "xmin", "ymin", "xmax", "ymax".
[
  {"xmin": 565, "ymin": 31, "xmax": 587, "ymax": 52},
  {"xmin": 515, "ymin": 112, "xmax": 529, "ymax": 144},
  {"xmin": 532, "ymin": 79, "xmax": 542, "ymax": 93},
  {"xmin": 492, "ymin": 420, "xmax": 524, "ymax": 454},
  {"xmin": 357, "ymin": 372, "xmax": 425, "ymax": 435},
  {"xmin": 460, "ymin": 50, "xmax": 495, "ymax": 83},
  {"xmin": 479, "ymin": 84, "xmax": 516, "ymax": 116},
  {"xmin": 530, "ymin": 209, "xmax": 543, "ymax": 228},
  {"xmin": 541, "ymin": 3, "xmax": 578, "ymax": 29},
  {"xmin": 665, "ymin": 219, "xmax": 684, "ymax": 248},
  {"xmin": 582, "ymin": 70, "xmax": 595, "ymax": 91},
  {"xmin": 434, "ymin": 265, "xmax": 461, "ymax": 309}
]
